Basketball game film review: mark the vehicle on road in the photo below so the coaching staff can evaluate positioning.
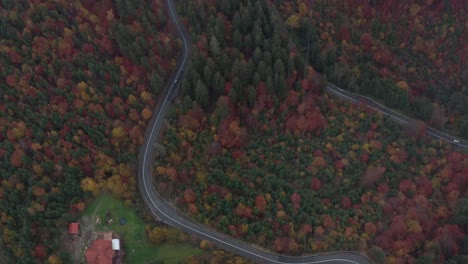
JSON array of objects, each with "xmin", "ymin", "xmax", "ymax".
[
  {"xmin": 173, "ymin": 79, "xmax": 178, "ymax": 84},
  {"xmin": 453, "ymin": 139, "xmax": 460, "ymax": 143}
]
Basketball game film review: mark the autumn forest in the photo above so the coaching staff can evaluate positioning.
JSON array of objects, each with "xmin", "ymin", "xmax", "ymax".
[{"xmin": 0, "ymin": 0, "xmax": 466, "ymax": 263}]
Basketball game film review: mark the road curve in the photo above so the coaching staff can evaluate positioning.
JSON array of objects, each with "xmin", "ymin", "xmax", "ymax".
[
  {"xmin": 268, "ymin": 0, "xmax": 466, "ymax": 149},
  {"xmin": 138, "ymin": 1, "xmax": 374, "ymax": 263},
  {"xmin": 325, "ymin": 84, "xmax": 468, "ymax": 150}
]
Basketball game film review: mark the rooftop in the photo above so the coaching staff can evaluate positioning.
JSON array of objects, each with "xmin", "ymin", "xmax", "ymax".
[
  {"xmin": 68, "ymin": 222, "xmax": 79, "ymax": 235},
  {"xmin": 85, "ymin": 239, "xmax": 114, "ymax": 264}
]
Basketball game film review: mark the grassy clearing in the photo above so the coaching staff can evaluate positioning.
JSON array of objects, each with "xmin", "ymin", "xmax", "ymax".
[{"xmin": 83, "ymin": 194, "xmax": 204, "ymax": 264}]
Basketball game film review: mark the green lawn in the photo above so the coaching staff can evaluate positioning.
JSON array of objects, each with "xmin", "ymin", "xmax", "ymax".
[{"xmin": 83, "ymin": 194, "xmax": 204, "ymax": 264}]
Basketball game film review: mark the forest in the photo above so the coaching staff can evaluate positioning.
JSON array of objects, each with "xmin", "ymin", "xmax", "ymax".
[
  {"xmin": 153, "ymin": 0, "xmax": 468, "ymax": 263},
  {"xmin": 0, "ymin": 0, "xmax": 181, "ymax": 262},
  {"xmin": 274, "ymin": 0, "xmax": 468, "ymax": 138},
  {"xmin": 0, "ymin": 0, "xmax": 466, "ymax": 263}
]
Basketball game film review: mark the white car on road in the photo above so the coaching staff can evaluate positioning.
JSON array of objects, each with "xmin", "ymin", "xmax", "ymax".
[{"xmin": 453, "ymin": 139, "xmax": 460, "ymax": 143}]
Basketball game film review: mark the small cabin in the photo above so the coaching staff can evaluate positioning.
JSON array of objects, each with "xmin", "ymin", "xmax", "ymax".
[{"xmin": 68, "ymin": 222, "xmax": 80, "ymax": 239}]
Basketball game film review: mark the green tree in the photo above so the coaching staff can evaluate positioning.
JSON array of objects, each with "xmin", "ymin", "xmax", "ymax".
[
  {"xmin": 203, "ymin": 65, "xmax": 213, "ymax": 88},
  {"xmin": 368, "ymin": 246, "xmax": 386, "ymax": 264},
  {"xmin": 229, "ymin": 77, "xmax": 242, "ymax": 104},
  {"xmin": 212, "ymin": 72, "xmax": 225, "ymax": 96},
  {"xmin": 214, "ymin": 16, "xmax": 225, "ymax": 47},
  {"xmin": 247, "ymin": 85, "xmax": 256, "ymax": 107},
  {"xmin": 150, "ymin": 71, "xmax": 164, "ymax": 96},
  {"xmin": 411, "ymin": 97, "xmax": 433, "ymax": 121},
  {"xmin": 209, "ymin": 35, "xmax": 221, "ymax": 57},
  {"xmin": 453, "ymin": 198, "xmax": 468, "ymax": 229},
  {"xmin": 195, "ymin": 80, "xmax": 209, "ymax": 109}
]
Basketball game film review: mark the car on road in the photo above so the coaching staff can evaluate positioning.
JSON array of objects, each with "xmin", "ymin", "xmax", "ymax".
[
  {"xmin": 173, "ymin": 79, "xmax": 178, "ymax": 84},
  {"xmin": 453, "ymin": 139, "xmax": 460, "ymax": 143}
]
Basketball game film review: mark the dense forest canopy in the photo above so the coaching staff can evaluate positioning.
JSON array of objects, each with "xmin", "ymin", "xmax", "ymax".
[
  {"xmin": 0, "ymin": 0, "xmax": 466, "ymax": 263},
  {"xmin": 0, "ymin": 0, "xmax": 178, "ymax": 262},
  {"xmin": 275, "ymin": 0, "xmax": 468, "ymax": 138},
  {"xmin": 154, "ymin": 0, "xmax": 468, "ymax": 263}
]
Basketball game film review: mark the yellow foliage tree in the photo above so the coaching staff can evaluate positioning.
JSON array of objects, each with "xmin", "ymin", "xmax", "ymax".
[
  {"xmin": 74, "ymin": 202, "xmax": 86, "ymax": 212},
  {"xmin": 240, "ymin": 224, "xmax": 249, "ymax": 234},
  {"xmin": 299, "ymin": 3, "xmax": 308, "ymax": 17},
  {"xmin": 11, "ymin": 126, "xmax": 25, "ymax": 139},
  {"xmin": 112, "ymin": 127, "xmax": 126, "ymax": 138},
  {"xmin": 200, "ymin": 240, "xmax": 210, "ymax": 250},
  {"xmin": 32, "ymin": 186, "xmax": 46, "ymax": 198},
  {"xmin": 396, "ymin": 81, "xmax": 409, "ymax": 91},
  {"xmin": 148, "ymin": 227, "xmax": 166, "ymax": 244},
  {"xmin": 196, "ymin": 172, "xmax": 207, "ymax": 187},
  {"xmin": 77, "ymin": 81, "xmax": 87, "ymax": 90},
  {"xmin": 407, "ymin": 219, "xmax": 422, "ymax": 233},
  {"xmin": 48, "ymin": 254, "xmax": 62, "ymax": 264},
  {"xmin": 81, "ymin": 177, "xmax": 99, "ymax": 195},
  {"xmin": 156, "ymin": 166, "xmax": 166, "ymax": 175},
  {"xmin": 141, "ymin": 108, "xmax": 152, "ymax": 120},
  {"xmin": 285, "ymin": 14, "xmax": 300, "ymax": 29},
  {"xmin": 409, "ymin": 4, "xmax": 421, "ymax": 16},
  {"xmin": 105, "ymin": 175, "xmax": 124, "ymax": 198},
  {"xmin": 140, "ymin": 91, "xmax": 152, "ymax": 102},
  {"xmin": 127, "ymin": 94, "xmax": 137, "ymax": 105}
]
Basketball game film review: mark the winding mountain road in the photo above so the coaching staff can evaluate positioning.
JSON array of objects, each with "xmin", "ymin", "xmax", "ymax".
[
  {"xmin": 325, "ymin": 84, "xmax": 468, "ymax": 149},
  {"xmin": 138, "ymin": 1, "xmax": 465, "ymax": 264}
]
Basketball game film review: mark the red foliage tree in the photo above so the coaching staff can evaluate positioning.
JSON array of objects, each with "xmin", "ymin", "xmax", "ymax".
[
  {"xmin": 290, "ymin": 192, "xmax": 301, "ymax": 204},
  {"xmin": 310, "ymin": 177, "xmax": 321, "ymax": 191},
  {"xmin": 274, "ymin": 237, "xmax": 299, "ymax": 253},
  {"xmin": 435, "ymin": 224, "xmax": 464, "ymax": 259},
  {"xmin": 398, "ymin": 179, "xmax": 416, "ymax": 196},
  {"xmin": 360, "ymin": 33, "xmax": 373, "ymax": 50},
  {"xmin": 404, "ymin": 120, "xmax": 427, "ymax": 138},
  {"xmin": 337, "ymin": 26, "xmax": 351, "ymax": 41},
  {"xmin": 235, "ymin": 203, "xmax": 253, "ymax": 219},
  {"xmin": 447, "ymin": 151, "xmax": 463, "ymax": 163},
  {"xmin": 274, "ymin": 237, "xmax": 289, "ymax": 253},
  {"xmin": 183, "ymin": 188, "xmax": 196, "ymax": 203},
  {"xmin": 6, "ymin": 74, "xmax": 16, "ymax": 87},
  {"xmin": 378, "ymin": 182, "xmax": 390, "ymax": 194},
  {"xmin": 341, "ymin": 196, "xmax": 352, "ymax": 209},
  {"xmin": 255, "ymin": 195, "xmax": 267, "ymax": 213},
  {"xmin": 32, "ymin": 36, "xmax": 50, "ymax": 55},
  {"xmin": 375, "ymin": 230, "xmax": 392, "ymax": 250},
  {"xmin": 361, "ymin": 152, "xmax": 369, "ymax": 163},
  {"xmin": 396, "ymin": 148, "xmax": 408, "ymax": 163},
  {"xmin": 33, "ymin": 244, "xmax": 46, "ymax": 260},
  {"xmin": 360, "ymin": 166, "xmax": 386, "ymax": 187},
  {"xmin": 281, "ymin": 223, "xmax": 291, "ymax": 235},
  {"xmin": 286, "ymin": 90, "xmax": 299, "ymax": 106},
  {"xmin": 416, "ymin": 177, "xmax": 433, "ymax": 196},
  {"xmin": 300, "ymin": 224, "xmax": 313, "ymax": 235},
  {"xmin": 390, "ymin": 215, "xmax": 407, "ymax": 239},
  {"xmin": 285, "ymin": 115, "xmax": 297, "ymax": 132},
  {"xmin": 364, "ymin": 222, "xmax": 377, "ymax": 235},
  {"xmin": 8, "ymin": 50, "xmax": 22, "ymax": 64},
  {"xmin": 216, "ymin": 117, "xmax": 248, "ymax": 149},
  {"xmin": 322, "ymin": 215, "xmax": 336, "ymax": 230},
  {"xmin": 373, "ymin": 48, "xmax": 393, "ymax": 65}
]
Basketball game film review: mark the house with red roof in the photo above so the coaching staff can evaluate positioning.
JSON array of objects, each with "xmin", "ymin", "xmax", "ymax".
[
  {"xmin": 68, "ymin": 222, "xmax": 80, "ymax": 239},
  {"xmin": 85, "ymin": 239, "xmax": 115, "ymax": 264}
]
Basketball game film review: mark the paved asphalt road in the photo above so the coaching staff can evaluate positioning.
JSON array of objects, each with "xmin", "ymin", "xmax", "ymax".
[
  {"xmin": 138, "ymin": 1, "xmax": 374, "ymax": 263},
  {"xmin": 325, "ymin": 84, "xmax": 468, "ymax": 150}
]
